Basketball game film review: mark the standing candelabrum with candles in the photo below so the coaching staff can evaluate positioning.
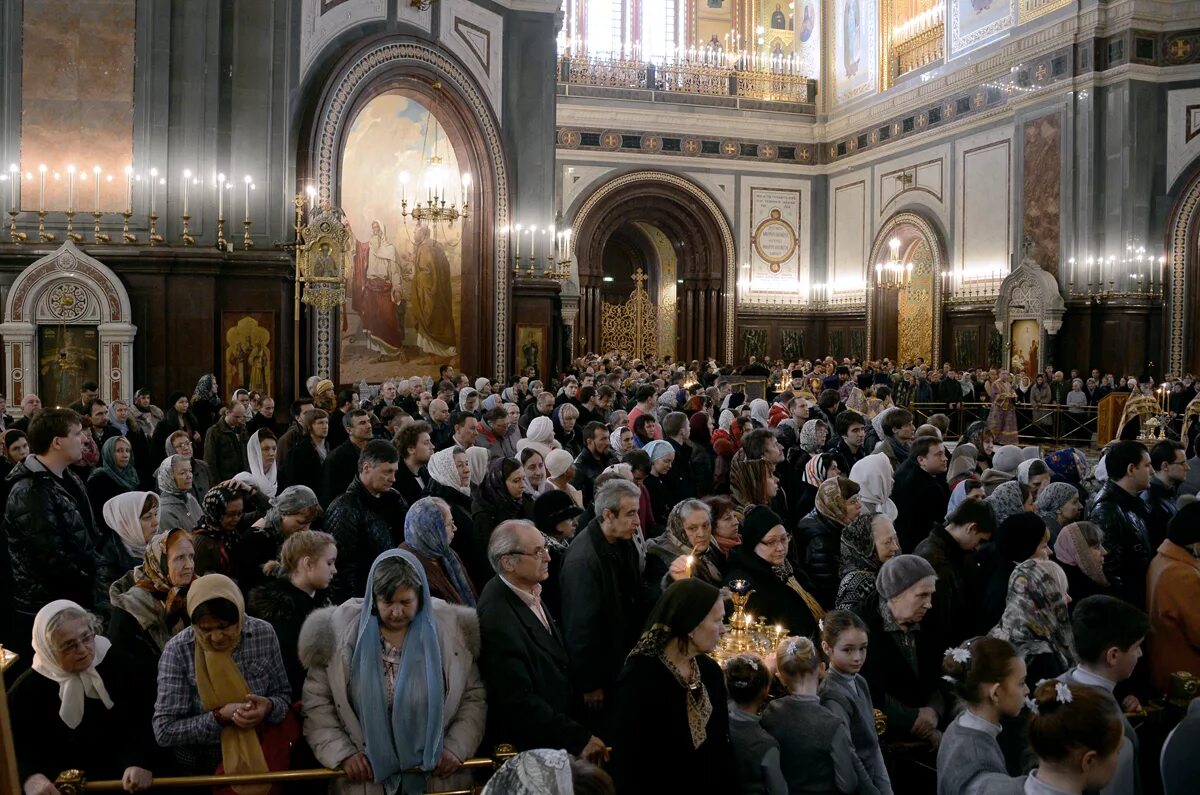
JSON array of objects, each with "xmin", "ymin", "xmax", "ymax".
[
  {"xmin": 508, "ymin": 222, "xmax": 574, "ymax": 280},
  {"xmin": 5, "ymin": 164, "xmax": 28, "ymax": 242}
]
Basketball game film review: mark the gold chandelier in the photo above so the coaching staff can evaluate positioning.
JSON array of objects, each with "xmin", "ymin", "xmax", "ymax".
[
  {"xmin": 875, "ymin": 237, "xmax": 912, "ymax": 290},
  {"xmin": 399, "ymin": 100, "xmax": 470, "ymax": 226}
]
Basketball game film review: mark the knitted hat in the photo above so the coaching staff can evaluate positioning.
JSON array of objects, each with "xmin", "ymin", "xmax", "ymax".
[
  {"xmin": 992, "ymin": 445, "xmax": 1025, "ymax": 474},
  {"xmin": 876, "ymin": 554, "xmax": 937, "ymax": 600},
  {"xmin": 544, "ymin": 448, "xmax": 575, "ymax": 479},
  {"xmin": 533, "ymin": 489, "xmax": 584, "ymax": 536},
  {"xmin": 1167, "ymin": 501, "xmax": 1200, "ymax": 547},
  {"xmin": 740, "ymin": 505, "xmax": 784, "ymax": 548}
]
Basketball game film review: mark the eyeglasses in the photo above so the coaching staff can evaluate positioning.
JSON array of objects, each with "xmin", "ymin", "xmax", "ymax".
[
  {"xmin": 54, "ymin": 631, "xmax": 97, "ymax": 656},
  {"xmin": 759, "ymin": 536, "xmax": 790, "ymax": 548},
  {"xmin": 507, "ymin": 545, "xmax": 550, "ymax": 559}
]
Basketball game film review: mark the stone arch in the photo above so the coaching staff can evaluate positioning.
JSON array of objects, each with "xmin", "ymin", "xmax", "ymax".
[
  {"xmin": 865, "ymin": 210, "xmax": 947, "ymax": 364},
  {"xmin": 297, "ymin": 35, "xmax": 510, "ymax": 379},
  {"xmin": 1164, "ymin": 163, "xmax": 1200, "ymax": 375},
  {"xmin": 568, "ymin": 170, "xmax": 736, "ymax": 362},
  {"xmin": 0, "ymin": 241, "xmax": 137, "ymax": 406}
]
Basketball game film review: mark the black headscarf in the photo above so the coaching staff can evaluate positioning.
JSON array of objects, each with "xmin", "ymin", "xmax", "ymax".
[
  {"xmin": 628, "ymin": 579, "xmax": 722, "ymax": 660},
  {"xmin": 480, "ymin": 457, "xmax": 524, "ymax": 516},
  {"xmin": 1168, "ymin": 501, "xmax": 1200, "ymax": 547}
]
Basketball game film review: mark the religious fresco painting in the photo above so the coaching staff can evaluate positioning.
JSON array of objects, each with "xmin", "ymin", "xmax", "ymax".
[
  {"xmin": 832, "ymin": 0, "xmax": 878, "ymax": 104},
  {"xmin": 338, "ymin": 92, "xmax": 463, "ymax": 384},
  {"xmin": 1010, "ymin": 318, "xmax": 1040, "ymax": 379},
  {"xmin": 38, "ymin": 325, "xmax": 98, "ymax": 409},
  {"xmin": 516, "ymin": 324, "xmax": 548, "ymax": 380},
  {"xmin": 950, "ymin": 0, "xmax": 1015, "ymax": 57},
  {"xmin": 222, "ymin": 312, "xmax": 274, "ymax": 397},
  {"xmin": 796, "ymin": 0, "xmax": 821, "ymax": 75}
]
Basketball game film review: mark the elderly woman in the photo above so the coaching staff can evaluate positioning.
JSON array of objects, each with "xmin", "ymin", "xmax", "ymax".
[
  {"xmin": 151, "ymin": 391, "xmax": 201, "ymax": 469},
  {"xmin": 108, "ymin": 528, "xmax": 195, "ymax": 677},
  {"xmin": 834, "ymin": 512, "xmax": 901, "ymax": 613},
  {"xmin": 464, "ymin": 446, "xmax": 491, "ymax": 490},
  {"xmin": 10, "ymin": 601, "xmax": 157, "ymax": 795},
  {"xmin": 236, "ymin": 484, "xmax": 324, "ymax": 593},
  {"xmin": 1053, "ymin": 521, "xmax": 1110, "ymax": 605},
  {"xmin": 426, "ymin": 445, "xmax": 483, "ymax": 581},
  {"xmin": 796, "ymin": 477, "xmax": 862, "ymax": 607},
  {"xmin": 190, "ymin": 374, "xmax": 224, "ymax": 438},
  {"xmin": 612, "ymin": 579, "xmax": 735, "ymax": 793},
  {"xmin": 989, "ymin": 558, "xmax": 1075, "ymax": 688},
  {"xmin": 986, "ymin": 480, "xmax": 1032, "ymax": 527},
  {"xmin": 645, "ymin": 499, "xmax": 722, "ymax": 600},
  {"xmin": 156, "ymin": 454, "xmax": 204, "ymax": 533},
  {"xmin": 518, "ymin": 416, "xmax": 559, "ymax": 460},
  {"xmin": 401, "ymin": 496, "xmax": 478, "ymax": 606},
  {"xmin": 1035, "ymin": 481, "xmax": 1083, "ymax": 542},
  {"xmin": 849, "ymin": 453, "xmax": 898, "ymax": 520},
  {"xmin": 726, "ymin": 506, "xmax": 824, "ymax": 639},
  {"xmin": 946, "ymin": 442, "xmax": 979, "ymax": 490},
  {"xmin": 97, "ymin": 491, "xmax": 161, "ymax": 593},
  {"xmin": 232, "ymin": 428, "xmax": 278, "ymax": 500},
  {"xmin": 857, "ymin": 555, "xmax": 945, "ymax": 747},
  {"xmin": 153, "ymin": 573, "xmax": 291, "ymax": 777},
  {"xmin": 88, "ymin": 437, "xmax": 143, "ymax": 538},
  {"xmin": 977, "ymin": 512, "xmax": 1052, "ymax": 634},
  {"xmin": 299, "ymin": 549, "xmax": 486, "ymax": 793},
  {"xmin": 642, "ymin": 439, "xmax": 678, "ymax": 530},
  {"xmin": 544, "ymin": 448, "xmax": 584, "ymax": 508},
  {"xmin": 163, "ymin": 430, "xmax": 213, "ymax": 502}
]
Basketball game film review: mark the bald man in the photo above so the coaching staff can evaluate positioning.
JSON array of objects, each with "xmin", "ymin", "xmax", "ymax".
[{"xmin": 428, "ymin": 398, "xmax": 453, "ymax": 449}]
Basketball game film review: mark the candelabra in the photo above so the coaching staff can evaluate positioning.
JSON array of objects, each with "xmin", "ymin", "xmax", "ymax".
[
  {"xmin": 92, "ymin": 212, "xmax": 110, "ymax": 244},
  {"xmin": 121, "ymin": 211, "xmax": 137, "ymax": 244},
  {"xmin": 180, "ymin": 213, "xmax": 194, "ymax": 246},
  {"xmin": 216, "ymin": 216, "xmax": 228, "ymax": 252},
  {"xmin": 148, "ymin": 212, "xmax": 163, "ymax": 245},
  {"xmin": 710, "ymin": 579, "xmax": 787, "ymax": 665},
  {"xmin": 65, "ymin": 211, "xmax": 83, "ymax": 243},
  {"xmin": 36, "ymin": 211, "xmax": 56, "ymax": 243},
  {"xmin": 7, "ymin": 211, "xmax": 26, "ymax": 242},
  {"xmin": 243, "ymin": 220, "xmax": 254, "ymax": 250}
]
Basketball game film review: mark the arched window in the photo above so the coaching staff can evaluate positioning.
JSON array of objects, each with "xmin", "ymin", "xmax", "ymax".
[
  {"xmin": 640, "ymin": 0, "xmax": 680, "ymax": 61},
  {"xmin": 585, "ymin": 0, "xmax": 625, "ymax": 57}
]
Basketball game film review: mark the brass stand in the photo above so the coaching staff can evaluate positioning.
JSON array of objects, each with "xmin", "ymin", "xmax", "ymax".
[
  {"xmin": 121, "ymin": 211, "xmax": 137, "ymax": 244},
  {"xmin": 242, "ymin": 219, "xmax": 254, "ymax": 249},
  {"xmin": 513, "ymin": 255, "xmax": 522, "ymax": 278},
  {"xmin": 36, "ymin": 210, "xmax": 56, "ymax": 243},
  {"xmin": 180, "ymin": 213, "xmax": 195, "ymax": 246},
  {"xmin": 8, "ymin": 211, "xmax": 27, "ymax": 242},
  {"xmin": 543, "ymin": 254, "xmax": 553, "ymax": 278},
  {"xmin": 216, "ymin": 216, "xmax": 228, "ymax": 251},
  {"xmin": 148, "ymin": 212, "xmax": 164, "ymax": 245},
  {"xmin": 92, "ymin": 212, "xmax": 110, "ymax": 244},
  {"xmin": 65, "ymin": 210, "xmax": 83, "ymax": 243}
]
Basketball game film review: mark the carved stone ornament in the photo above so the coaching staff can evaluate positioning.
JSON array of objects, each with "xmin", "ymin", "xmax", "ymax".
[{"xmin": 993, "ymin": 238, "xmax": 1067, "ymax": 354}]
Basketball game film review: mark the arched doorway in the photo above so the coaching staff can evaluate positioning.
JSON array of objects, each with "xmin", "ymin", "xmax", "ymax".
[
  {"xmin": 1165, "ymin": 163, "xmax": 1200, "ymax": 376},
  {"xmin": 570, "ymin": 171, "xmax": 735, "ymax": 362},
  {"xmin": 865, "ymin": 211, "xmax": 946, "ymax": 364}
]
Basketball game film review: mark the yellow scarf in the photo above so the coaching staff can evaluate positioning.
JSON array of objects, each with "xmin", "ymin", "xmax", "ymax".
[{"xmin": 187, "ymin": 574, "xmax": 269, "ymax": 795}]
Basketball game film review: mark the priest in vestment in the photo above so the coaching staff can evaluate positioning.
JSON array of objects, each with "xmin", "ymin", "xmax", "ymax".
[{"xmin": 411, "ymin": 224, "xmax": 458, "ymax": 358}]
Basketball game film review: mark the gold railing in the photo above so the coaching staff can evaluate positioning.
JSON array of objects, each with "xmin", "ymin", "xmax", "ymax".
[
  {"xmin": 564, "ymin": 55, "xmax": 647, "ymax": 89},
  {"xmin": 892, "ymin": 23, "xmax": 945, "ymax": 81},
  {"xmin": 560, "ymin": 55, "xmax": 811, "ymax": 105},
  {"xmin": 734, "ymin": 70, "xmax": 810, "ymax": 103},
  {"xmin": 654, "ymin": 61, "xmax": 730, "ymax": 97}
]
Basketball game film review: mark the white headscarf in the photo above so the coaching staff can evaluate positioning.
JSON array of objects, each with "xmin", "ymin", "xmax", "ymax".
[
  {"xmin": 428, "ymin": 446, "xmax": 470, "ymax": 496},
  {"xmin": 749, "ymin": 399, "xmax": 771, "ymax": 427},
  {"xmin": 849, "ymin": 453, "xmax": 899, "ymax": 520},
  {"xmin": 31, "ymin": 600, "xmax": 114, "ymax": 729},
  {"xmin": 465, "ymin": 446, "xmax": 491, "ymax": 487},
  {"xmin": 458, "ymin": 387, "xmax": 479, "ymax": 412},
  {"xmin": 102, "ymin": 491, "xmax": 155, "ymax": 558},
  {"xmin": 518, "ymin": 416, "xmax": 560, "ymax": 459},
  {"xmin": 483, "ymin": 749, "xmax": 574, "ymax": 795},
  {"xmin": 233, "ymin": 429, "xmax": 277, "ymax": 499}
]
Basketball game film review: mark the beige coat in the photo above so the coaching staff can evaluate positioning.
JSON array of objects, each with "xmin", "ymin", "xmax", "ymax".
[{"xmin": 298, "ymin": 598, "xmax": 487, "ymax": 794}]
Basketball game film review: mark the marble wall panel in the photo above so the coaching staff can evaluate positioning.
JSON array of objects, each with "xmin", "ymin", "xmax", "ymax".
[{"xmin": 1022, "ymin": 113, "xmax": 1061, "ymax": 276}]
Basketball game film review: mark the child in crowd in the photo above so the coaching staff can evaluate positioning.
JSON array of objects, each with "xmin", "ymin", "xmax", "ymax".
[
  {"xmin": 1019, "ymin": 679, "xmax": 1125, "ymax": 794},
  {"xmin": 762, "ymin": 636, "xmax": 879, "ymax": 795},
  {"xmin": 936, "ymin": 636, "xmax": 1028, "ymax": 795},
  {"xmin": 1057, "ymin": 595, "xmax": 1150, "ymax": 795},
  {"xmin": 724, "ymin": 653, "xmax": 787, "ymax": 795},
  {"xmin": 819, "ymin": 611, "xmax": 893, "ymax": 795}
]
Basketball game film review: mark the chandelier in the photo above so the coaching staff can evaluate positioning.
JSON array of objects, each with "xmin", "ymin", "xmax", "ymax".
[
  {"xmin": 399, "ymin": 103, "xmax": 470, "ymax": 226},
  {"xmin": 875, "ymin": 237, "xmax": 912, "ymax": 290}
]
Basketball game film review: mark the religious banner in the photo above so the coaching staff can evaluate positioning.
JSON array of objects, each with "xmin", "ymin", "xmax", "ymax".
[
  {"xmin": 222, "ymin": 311, "xmax": 274, "ymax": 397},
  {"xmin": 749, "ymin": 187, "xmax": 801, "ymax": 284},
  {"xmin": 832, "ymin": 0, "xmax": 877, "ymax": 104},
  {"xmin": 950, "ymin": 0, "xmax": 1015, "ymax": 58}
]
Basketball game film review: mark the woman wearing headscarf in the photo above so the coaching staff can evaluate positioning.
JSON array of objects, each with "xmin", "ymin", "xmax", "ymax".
[
  {"xmin": 483, "ymin": 748, "xmax": 613, "ymax": 795},
  {"xmin": 726, "ymin": 506, "xmax": 824, "ymax": 638},
  {"xmin": 946, "ymin": 442, "xmax": 979, "ymax": 490},
  {"xmin": 642, "ymin": 439, "xmax": 679, "ymax": 531},
  {"xmin": 989, "ymin": 558, "xmax": 1075, "ymax": 688},
  {"xmin": 1053, "ymin": 521, "xmax": 1110, "ymax": 606},
  {"xmin": 471, "ymin": 457, "xmax": 531, "ymax": 586},
  {"xmin": 401, "ymin": 496, "xmax": 478, "ymax": 607},
  {"xmin": 834, "ymin": 512, "xmax": 901, "ymax": 612},
  {"xmin": 236, "ymin": 485, "xmax": 324, "ymax": 592},
  {"xmin": 151, "ymin": 391, "xmax": 201, "ymax": 469},
  {"xmin": 609, "ymin": 425, "xmax": 633, "ymax": 458},
  {"xmin": 848, "ymin": 453, "xmax": 898, "ymax": 521},
  {"xmin": 796, "ymin": 477, "xmax": 862, "ymax": 607},
  {"xmin": 687, "ymin": 411, "xmax": 716, "ymax": 496},
  {"xmin": 748, "ymin": 399, "xmax": 771, "ymax": 429},
  {"xmin": 190, "ymin": 373, "xmax": 224, "ymax": 440},
  {"xmin": 644, "ymin": 499, "xmax": 724, "ymax": 601},
  {"xmin": 298, "ymin": 549, "xmax": 486, "ymax": 794},
  {"xmin": 464, "ymin": 446, "xmax": 491, "ymax": 491},
  {"xmin": 611, "ymin": 579, "xmax": 736, "ymax": 793},
  {"xmin": 976, "ymin": 511, "xmax": 1051, "ymax": 634},
  {"xmin": 156, "ymin": 454, "xmax": 204, "ymax": 534},
  {"xmin": 985, "ymin": 480, "xmax": 1030, "ymax": 528},
  {"xmin": 97, "ymin": 491, "xmax": 161, "ymax": 594},
  {"xmin": 193, "ymin": 483, "xmax": 251, "ymax": 581},
  {"xmin": 163, "ymin": 430, "xmax": 213, "ymax": 503},
  {"xmin": 10, "ymin": 601, "xmax": 157, "ymax": 795},
  {"xmin": 792, "ymin": 451, "xmax": 843, "ymax": 522},
  {"xmin": 551, "ymin": 403, "xmax": 583, "ymax": 457},
  {"xmin": 425, "ymin": 445, "xmax": 484, "ymax": 582},
  {"xmin": 153, "ymin": 573, "xmax": 291, "ymax": 778},
  {"xmin": 233, "ymin": 428, "xmax": 278, "ymax": 500},
  {"xmin": 944, "ymin": 477, "xmax": 984, "ymax": 520},
  {"xmin": 1035, "ymin": 481, "xmax": 1082, "ymax": 542},
  {"xmin": 87, "ymin": 436, "xmax": 143, "ymax": 541},
  {"xmin": 963, "ymin": 421, "xmax": 995, "ymax": 472},
  {"xmin": 518, "ymin": 415, "xmax": 560, "ymax": 460}
]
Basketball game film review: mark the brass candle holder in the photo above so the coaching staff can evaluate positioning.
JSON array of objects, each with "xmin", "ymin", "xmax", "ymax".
[
  {"xmin": 92, "ymin": 212, "xmax": 110, "ymax": 244},
  {"xmin": 216, "ymin": 216, "xmax": 228, "ymax": 252},
  {"xmin": 180, "ymin": 213, "xmax": 195, "ymax": 246},
  {"xmin": 148, "ymin": 212, "xmax": 164, "ymax": 245},
  {"xmin": 7, "ymin": 211, "xmax": 27, "ymax": 242},
  {"xmin": 65, "ymin": 210, "xmax": 83, "ymax": 243},
  {"xmin": 512, "ymin": 254, "xmax": 522, "ymax": 278},
  {"xmin": 121, "ymin": 211, "xmax": 137, "ymax": 244},
  {"xmin": 242, "ymin": 220, "xmax": 254, "ymax": 250},
  {"xmin": 36, "ymin": 211, "xmax": 56, "ymax": 243},
  {"xmin": 543, "ymin": 254, "xmax": 553, "ymax": 278}
]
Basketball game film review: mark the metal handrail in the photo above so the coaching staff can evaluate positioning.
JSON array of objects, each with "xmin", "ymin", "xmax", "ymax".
[{"xmin": 906, "ymin": 401, "xmax": 1099, "ymax": 447}]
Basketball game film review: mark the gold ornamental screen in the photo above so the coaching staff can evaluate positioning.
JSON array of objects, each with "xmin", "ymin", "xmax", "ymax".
[{"xmin": 601, "ymin": 268, "xmax": 658, "ymax": 360}]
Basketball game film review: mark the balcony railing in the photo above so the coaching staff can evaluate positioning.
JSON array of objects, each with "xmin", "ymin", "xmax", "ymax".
[
  {"xmin": 907, "ymin": 401, "xmax": 1099, "ymax": 447},
  {"xmin": 559, "ymin": 55, "xmax": 814, "ymax": 107}
]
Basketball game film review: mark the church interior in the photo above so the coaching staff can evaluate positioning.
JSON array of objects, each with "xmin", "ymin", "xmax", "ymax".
[{"xmin": 2, "ymin": 0, "xmax": 1200, "ymax": 793}]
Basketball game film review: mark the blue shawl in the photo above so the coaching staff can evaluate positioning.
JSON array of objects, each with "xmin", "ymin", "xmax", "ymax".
[
  {"xmin": 350, "ymin": 549, "xmax": 445, "ymax": 793},
  {"xmin": 403, "ymin": 497, "xmax": 477, "ymax": 607}
]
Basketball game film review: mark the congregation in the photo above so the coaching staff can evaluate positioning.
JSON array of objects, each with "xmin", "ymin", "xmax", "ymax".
[{"xmin": 2, "ymin": 354, "xmax": 1199, "ymax": 795}]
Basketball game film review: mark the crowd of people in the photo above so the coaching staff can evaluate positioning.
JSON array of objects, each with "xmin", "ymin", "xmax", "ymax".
[{"xmin": 1, "ymin": 354, "xmax": 1198, "ymax": 795}]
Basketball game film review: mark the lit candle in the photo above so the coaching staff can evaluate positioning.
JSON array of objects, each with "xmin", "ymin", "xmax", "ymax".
[
  {"xmin": 528, "ymin": 226, "xmax": 537, "ymax": 260},
  {"xmin": 685, "ymin": 555, "xmax": 694, "ymax": 577},
  {"xmin": 243, "ymin": 175, "xmax": 252, "ymax": 222},
  {"xmin": 66, "ymin": 164, "xmax": 76, "ymax": 212},
  {"xmin": 7, "ymin": 163, "xmax": 17, "ymax": 211},
  {"xmin": 305, "ymin": 185, "xmax": 317, "ymax": 221},
  {"xmin": 399, "ymin": 171, "xmax": 409, "ymax": 205},
  {"xmin": 148, "ymin": 168, "xmax": 158, "ymax": 215},
  {"xmin": 93, "ymin": 166, "xmax": 102, "ymax": 212},
  {"xmin": 37, "ymin": 164, "xmax": 46, "ymax": 212},
  {"xmin": 124, "ymin": 165, "xmax": 133, "ymax": 213},
  {"xmin": 182, "ymin": 169, "xmax": 192, "ymax": 215},
  {"xmin": 216, "ymin": 173, "xmax": 225, "ymax": 219}
]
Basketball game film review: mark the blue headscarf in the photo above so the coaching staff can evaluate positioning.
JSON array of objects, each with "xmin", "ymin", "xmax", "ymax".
[
  {"xmin": 404, "ymin": 497, "xmax": 477, "ymax": 607},
  {"xmin": 351, "ymin": 549, "xmax": 445, "ymax": 792},
  {"xmin": 92, "ymin": 435, "xmax": 140, "ymax": 491}
]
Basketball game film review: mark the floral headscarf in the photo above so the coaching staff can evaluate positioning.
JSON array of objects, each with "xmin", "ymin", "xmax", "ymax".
[
  {"xmin": 987, "ymin": 481, "xmax": 1027, "ymax": 526},
  {"xmin": 798, "ymin": 419, "xmax": 824, "ymax": 455},
  {"xmin": 1044, "ymin": 448, "xmax": 1088, "ymax": 485},
  {"xmin": 1035, "ymin": 482, "xmax": 1078, "ymax": 527},
  {"xmin": 156, "ymin": 454, "xmax": 190, "ymax": 496},
  {"xmin": 837, "ymin": 513, "xmax": 888, "ymax": 610},
  {"xmin": 136, "ymin": 528, "xmax": 194, "ymax": 622},
  {"xmin": 989, "ymin": 558, "xmax": 1075, "ymax": 671},
  {"xmin": 196, "ymin": 484, "xmax": 245, "ymax": 572},
  {"xmin": 1053, "ymin": 522, "xmax": 1108, "ymax": 586},
  {"xmin": 193, "ymin": 373, "xmax": 222, "ymax": 408},
  {"xmin": 815, "ymin": 478, "xmax": 852, "ymax": 525}
]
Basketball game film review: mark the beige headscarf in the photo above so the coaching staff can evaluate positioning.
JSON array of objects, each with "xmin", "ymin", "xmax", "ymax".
[{"xmin": 186, "ymin": 574, "xmax": 269, "ymax": 795}]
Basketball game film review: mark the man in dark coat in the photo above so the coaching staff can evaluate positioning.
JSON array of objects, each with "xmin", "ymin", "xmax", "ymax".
[
  {"xmin": 320, "ymin": 409, "xmax": 373, "ymax": 505},
  {"xmin": 394, "ymin": 421, "xmax": 433, "ymax": 506},
  {"xmin": 571, "ymin": 422, "xmax": 614, "ymax": 505},
  {"xmin": 203, "ymin": 401, "xmax": 249, "ymax": 484},
  {"xmin": 325, "ymin": 389, "xmax": 355, "ymax": 452},
  {"xmin": 891, "ymin": 436, "xmax": 951, "ymax": 552},
  {"xmin": 2, "ymin": 409, "xmax": 98, "ymax": 656},
  {"xmin": 1093, "ymin": 440, "xmax": 1154, "ymax": 608},
  {"xmin": 1142, "ymin": 439, "xmax": 1186, "ymax": 548},
  {"xmin": 661, "ymin": 411, "xmax": 695, "ymax": 500},
  {"xmin": 274, "ymin": 398, "xmax": 313, "ymax": 469},
  {"xmin": 476, "ymin": 519, "xmax": 607, "ymax": 763},
  {"xmin": 913, "ymin": 499, "xmax": 996, "ymax": 654},
  {"xmin": 323, "ymin": 440, "xmax": 408, "ymax": 603},
  {"xmin": 559, "ymin": 479, "xmax": 654, "ymax": 735}
]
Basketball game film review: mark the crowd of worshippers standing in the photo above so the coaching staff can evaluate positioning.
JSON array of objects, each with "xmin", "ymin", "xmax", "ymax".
[{"xmin": 1, "ymin": 354, "xmax": 1198, "ymax": 795}]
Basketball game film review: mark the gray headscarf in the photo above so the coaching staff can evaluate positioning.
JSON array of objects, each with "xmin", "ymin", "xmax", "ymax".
[
  {"xmin": 267, "ymin": 485, "xmax": 320, "ymax": 525},
  {"xmin": 987, "ymin": 481, "xmax": 1027, "ymax": 526},
  {"xmin": 1035, "ymin": 482, "xmax": 1079, "ymax": 529},
  {"xmin": 799, "ymin": 419, "xmax": 824, "ymax": 455},
  {"xmin": 156, "ymin": 454, "xmax": 190, "ymax": 496}
]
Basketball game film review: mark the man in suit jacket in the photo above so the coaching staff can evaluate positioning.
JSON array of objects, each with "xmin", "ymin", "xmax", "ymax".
[{"xmin": 476, "ymin": 519, "xmax": 608, "ymax": 764}]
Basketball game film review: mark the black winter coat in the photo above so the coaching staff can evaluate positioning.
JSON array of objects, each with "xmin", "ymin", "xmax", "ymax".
[
  {"xmin": 246, "ymin": 577, "xmax": 330, "ymax": 700},
  {"xmin": 794, "ymin": 509, "xmax": 843, "ymax": 608},
  {"xmin": 203, "ymin": 417, "xmax": 249, "ymax": 485},
  {"xmin": 280, "ymin": 436, "xmax": 326, "ymax": 501},
  {"xmin": 2, "ymin": 456, "xmax": 98, "ymax": 616},
  {"xmin": 86, "ymin": 469, "xmax": 134, "ymax": 542},
  {"xmin": 150, "ymin": 410, "xmax": 199, "ymax": 470},
  {"xmin": 667, "ymin": 438, "xmax": 696, "ymax": 500},
  {"xmin": 1141, "ymin": 476, "xmax": 1180, "ymax": 549},
  {"xmin": 323, "ymin": 478, "xmax": 409, "ymax": 603},
  {"xmin": 320, "ymin": 439, "xmax": 365, "ymax": 506},
  {"xmin": 687, "ymin": 440, "xmax": 716, "ymax": 496},
  {"xmin": 425, "ymin": 479, "xmax": 487, "ymax": 589},
  {"xmin": 570, "ymin": 447, "xmax": 614, "ymax": 506},
  {"xmin": 856, "ymin": 597, "xmax": 944, "ymax": 740},
  {"xmin": 1093, "ymin": 481, "xmax": 1154, "ymax": 608},
  {"xmin": 913, "ymin": 524, "xmax": 978, "ymax": 653},
  {"xmin": 892, "ymin": 458, "xmax": 951, "ymax": 553},
  {"xmin": 470, "ymin": 492, "xmax": 532, "ymax": 587},
  {"xmin": 724, "ymin": 545, "xmax": 819, "ymax": 639}
]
